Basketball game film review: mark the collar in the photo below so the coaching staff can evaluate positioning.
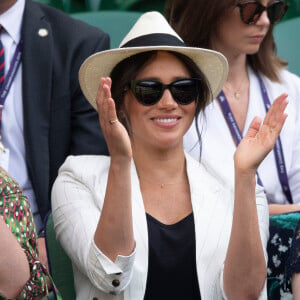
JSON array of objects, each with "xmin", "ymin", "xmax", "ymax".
[{"xmin": 0, "ymin": 0, "xmax": 25, "ymax": 44}]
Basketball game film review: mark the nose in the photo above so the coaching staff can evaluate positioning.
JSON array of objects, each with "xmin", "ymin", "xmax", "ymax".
[
  {"xmin": 157, "ymin": 88, "xmax": 178, "ymax": 108},
  {"xmin": 256, "ymin": 10, "xmax": 270, "ymax": 26}
]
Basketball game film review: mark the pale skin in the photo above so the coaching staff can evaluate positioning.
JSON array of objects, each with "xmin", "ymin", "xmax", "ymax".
[
  {"xmin": 0, "ymin": 167, "xmax": 42, "ymax": 297},
  {"xmin": 0, "ymin": 217, "xmax": 30, "ymax": 298},
  {"xmin": 211, "ymin": 0, "xmax": 300, "ymax": 215},
  {"xmin": 292, "ymin": 273, "xmax": 300, "ymax": 299},
  {"xmin": 93, "ymin": 51, "xmax": 288, "ymax": 299}
]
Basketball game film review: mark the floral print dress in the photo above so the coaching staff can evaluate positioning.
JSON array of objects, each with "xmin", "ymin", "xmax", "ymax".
[
  {"xmin": 267, "ymin": 212, "xmax": 300, "ymax": 299},
  {"xmin": 0, "ymin": 169, "xmax": 60, "ymax": 299}
]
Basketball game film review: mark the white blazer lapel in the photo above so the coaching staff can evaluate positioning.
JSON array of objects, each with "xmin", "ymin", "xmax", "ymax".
[
  {"xmin": 186, "ymin": 154, "xmax": 234, "ymax": 299},
  {"xmin": 125, "ymin": 161, "xmax": 148, "ymax": 300}
]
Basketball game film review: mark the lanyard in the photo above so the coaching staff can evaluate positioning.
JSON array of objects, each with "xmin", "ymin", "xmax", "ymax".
[
  {"xmin": 256, "ymin": 74, "xmax": 293, "ymax": 204},
  {"xmin": 217, "ymin": 91, "xmax": 263, "ymax": 187},
  {"xmin": 0, "ymin": 40, "xmax": 22, "ymax": 142},
  {"xmin": 216, "ymin": 74, "xmax": 293, "ymax": 204}
]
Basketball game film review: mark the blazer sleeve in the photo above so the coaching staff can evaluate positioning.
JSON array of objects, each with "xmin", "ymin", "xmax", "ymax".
[
  {"xmin": 51, "ymin": 156, "xmax": 136, "ymax": 294},
  {"xmin": 254, "ymin": 183, "xmax": 269, "ymax": 300}
]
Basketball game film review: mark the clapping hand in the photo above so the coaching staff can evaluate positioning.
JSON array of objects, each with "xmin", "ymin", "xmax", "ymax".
[
  {"xmin": 96, "ymin": 77, "xmax": 132, "ymax": 160},
  {"xmin": 234, "ymin": 93, "xmax": 288, "ymax": 175}
]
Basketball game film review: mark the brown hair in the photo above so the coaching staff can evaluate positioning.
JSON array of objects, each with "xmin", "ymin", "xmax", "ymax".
[
  {"xmin": 165, "ymin": 0, "xmax": 287, "ymax": 81},
  {"xmin": 110, "ymin": 50, "xmax": 212, "ymax": 156}
]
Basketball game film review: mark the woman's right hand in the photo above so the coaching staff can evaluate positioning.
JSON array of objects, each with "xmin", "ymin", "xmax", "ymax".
[
  {"xmin": 94, "ymin": 78, "xmax": 135, "ymax": 261},
  {"xmin": 96, "ymin": 77, "xmax": 132, "ymax": 160}
]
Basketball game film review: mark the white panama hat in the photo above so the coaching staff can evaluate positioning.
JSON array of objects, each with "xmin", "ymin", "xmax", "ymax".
[{"xmin": 79, "ymin": 11, "xmax": 228, "ymax": 110}]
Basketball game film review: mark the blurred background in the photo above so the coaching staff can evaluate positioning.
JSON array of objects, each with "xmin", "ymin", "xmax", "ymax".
[
  {"xmin": 35, "ymin": 0, "xmax": 166, "ymax": 13},
  {"xmin": 35, "ymin": 0, "xmax": 300, "ymax": 76}
]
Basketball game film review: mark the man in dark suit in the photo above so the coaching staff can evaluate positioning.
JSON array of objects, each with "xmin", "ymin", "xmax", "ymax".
[{"xmin": 0, "ymin": 0, "xmax": 108, "ymax": 264}]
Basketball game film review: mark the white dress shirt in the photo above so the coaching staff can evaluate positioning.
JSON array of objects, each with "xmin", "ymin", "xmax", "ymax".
[{"xmin": 0, "ymin": 0, "xmax": 41, "ymax": 229}]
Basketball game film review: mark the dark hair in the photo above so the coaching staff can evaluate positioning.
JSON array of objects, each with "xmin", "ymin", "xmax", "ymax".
[
  {"xmin": 165, "ymin": 0, "xmax": 287, "ymax": 82},
  {"xmin": 110, "ymin": 50, "xmax": 212, "ymax": 154}
]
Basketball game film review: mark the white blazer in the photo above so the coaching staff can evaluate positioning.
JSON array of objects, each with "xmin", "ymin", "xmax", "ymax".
[{"xmin": 51, "ymin": 154, "xmax": 269, "ymax": 300}]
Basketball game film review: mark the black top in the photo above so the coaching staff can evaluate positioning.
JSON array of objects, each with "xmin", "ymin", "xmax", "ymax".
[{"xmin": 143, "ymin": 213, "xmax": 201, "ymax": 300}]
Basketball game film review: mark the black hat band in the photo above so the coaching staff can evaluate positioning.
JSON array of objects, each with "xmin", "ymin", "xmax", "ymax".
[{"xmin": 121, "ymin": 33, "xmax": 185, "ymax": 48}]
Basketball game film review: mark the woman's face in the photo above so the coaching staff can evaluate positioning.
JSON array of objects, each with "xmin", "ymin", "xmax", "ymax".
[
  {"xmin": 123, "ymin": 51, "xmax": 196, "ymax": 151},
  {"xmin": 212, "ymin": 0, "xmax": 272, "ymax": 58}
]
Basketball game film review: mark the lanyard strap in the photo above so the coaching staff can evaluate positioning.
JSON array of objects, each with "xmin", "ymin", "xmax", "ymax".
[
  {"xmin": 256, "ymin": 74, "xmax": 293, "ymax": 204},
  {"xmin": 217, "ymin": 91, "xmax": 263, "ymax": 187},
  {"xmin": 0, "ymin": 40, "xmax": 22, "ymax": 141},
  {"xmin": 217, "ymin": 75, "xmax": 293, "ymax": 203}
]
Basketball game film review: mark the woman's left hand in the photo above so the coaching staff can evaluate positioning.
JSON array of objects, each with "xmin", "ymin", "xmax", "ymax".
[{"xmin": 234, "ymin": 93, "xmax": 288, "ymax": 174}]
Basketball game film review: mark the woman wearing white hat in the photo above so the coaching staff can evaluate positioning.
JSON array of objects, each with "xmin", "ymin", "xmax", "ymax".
[{"xmin": 51, "ymin": 11, "xmax": 287, "ymax": 300}]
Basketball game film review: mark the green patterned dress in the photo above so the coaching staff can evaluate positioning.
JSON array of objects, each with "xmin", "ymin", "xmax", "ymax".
[
  {"xmin": 267, "ymin": 212, "xmax": 300, "ymax": 299},
  {"xmin": 0, "ymin": 170, "xmax": 58, "ymax": 299}
]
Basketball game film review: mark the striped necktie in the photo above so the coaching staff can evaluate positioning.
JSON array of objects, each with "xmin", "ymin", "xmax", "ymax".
[{"xmin": 0, "ymin": 25, "xmax": 5, "ymax": 90}]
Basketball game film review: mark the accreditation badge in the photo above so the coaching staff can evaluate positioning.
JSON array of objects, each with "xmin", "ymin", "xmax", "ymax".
[{"xmin": 0, "ymin": 142, "xmax": 9, "ymax": 171}]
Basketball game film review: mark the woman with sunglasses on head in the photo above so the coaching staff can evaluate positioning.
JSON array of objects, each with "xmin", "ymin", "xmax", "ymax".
[
  {"xmin": 51, "ymin": 11, "xmax": 288, "ymax": 299},
  {"xmin": 166, "ymin": 0, "xmax": 300, "ymax": 298}
]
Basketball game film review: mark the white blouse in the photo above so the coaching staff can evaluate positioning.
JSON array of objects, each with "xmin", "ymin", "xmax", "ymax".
[{"xmin": 184, "ymin": 67, "xmax": 300, "ymax": 204}]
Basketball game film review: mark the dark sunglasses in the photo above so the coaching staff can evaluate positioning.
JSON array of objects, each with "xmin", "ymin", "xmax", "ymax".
[
  {"xmin": 237, "ymin": 0, "xmax": 288, "ymax": 25},
  {"xmin": 127, "ymin": 78, "xmax": 203, "ymax": 106}
]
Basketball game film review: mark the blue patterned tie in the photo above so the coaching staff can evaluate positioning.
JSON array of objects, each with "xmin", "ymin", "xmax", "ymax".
[{"xmin": 0, "ymin": 25, "xmax": 5, "ymax": 90}]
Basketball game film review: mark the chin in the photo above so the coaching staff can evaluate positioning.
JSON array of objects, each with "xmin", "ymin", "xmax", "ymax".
[
  {"xmin": 247, "ymin": 43, "xmax": 263, "ymax": 54},
  {"xmin": 164, "ymin": 138, "xmax": 183, "ymax": 150},
  {"xmin": 247, "ymin": 47, "xmax": 260, "ymax": 55}
]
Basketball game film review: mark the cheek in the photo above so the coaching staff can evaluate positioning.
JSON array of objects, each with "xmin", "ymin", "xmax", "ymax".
[
  {"xmin": 188, "ymin": 102, "xmax": 196, "ymax": 114},
  {"xmin": 218, "ymin": 10, "xmax": 243, "ymax": 35},
  {"xmin": 185, "ymin": 104, "xmax": 197, "ymax": 124}
]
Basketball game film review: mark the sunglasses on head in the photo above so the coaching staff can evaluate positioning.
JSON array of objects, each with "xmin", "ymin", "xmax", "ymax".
[
  {"xmin": 237, "ymin": 0, "xmax": 288, "ymax": 25},
  {"xmin": 127, "ymin": 78, "xmax": 203, "ymax": 106}
]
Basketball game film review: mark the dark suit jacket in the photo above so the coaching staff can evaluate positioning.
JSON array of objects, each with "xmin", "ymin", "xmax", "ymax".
[{"xmin": 21, "ymin": 0, "xmax": 109, "ymax": 220}]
